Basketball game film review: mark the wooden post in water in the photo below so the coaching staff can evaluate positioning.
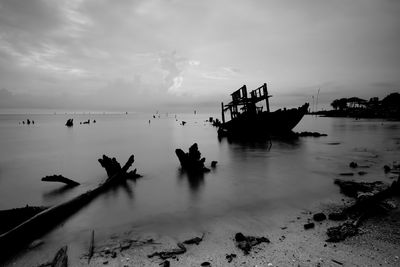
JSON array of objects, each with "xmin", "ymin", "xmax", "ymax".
[
  {"xmin": 221, "ymin": 102, "xmax": 225, "ymax": 124},
  {"xmin": 264, "ymin": 83, "xmax": 270, "ymax": 112}
]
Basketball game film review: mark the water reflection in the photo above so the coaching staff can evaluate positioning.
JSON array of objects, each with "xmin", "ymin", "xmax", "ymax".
[
  {"xmin": 42, "ymin": 185, "xmax": 77, "ymax": 200},
  {"xmin": 103, "ymin": 179, "xmax": 135, "ymax": 200},
  {"xmin": 177, "ymin": 169, "xmax": 205, "ymax": 196}
]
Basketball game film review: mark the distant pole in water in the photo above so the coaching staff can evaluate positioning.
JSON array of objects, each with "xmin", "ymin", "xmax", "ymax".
[
  {"xmin": 316, "ymin": 88, "xmax": 320, "ymax": 115},
  {"xmin": 312, "ymin": 95, "xmax": 315, "ymax": 114},
  {"xmin": 221, "ymin": 102, "xmax": 225, "ymax": 124}
]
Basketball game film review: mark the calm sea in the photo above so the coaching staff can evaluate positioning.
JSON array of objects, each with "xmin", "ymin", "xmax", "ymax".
[{"xmin": 0, "ymin": 113, "xmax": 399, "ymax": 264}]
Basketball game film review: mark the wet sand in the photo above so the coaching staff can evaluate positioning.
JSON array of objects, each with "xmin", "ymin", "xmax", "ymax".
[
  {"xmin": 80, "ymin": 198, "xmax": 399, "ymax": 267},
  {"xmin": 11, "ymin": 196, "xmax": 397, "ymax": 267}
]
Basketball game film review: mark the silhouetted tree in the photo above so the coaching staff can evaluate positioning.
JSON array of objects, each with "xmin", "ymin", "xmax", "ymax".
[
  {"xmin": 331, "ymin": 98, "xmax": 348, "ymax": 110},
  {"xmin": 382, "ymin": 92, "xmax": 400, "ymax": 107}
]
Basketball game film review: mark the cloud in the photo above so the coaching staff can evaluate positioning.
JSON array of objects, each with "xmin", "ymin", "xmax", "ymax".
[
  {"xmin": 157, "ymin": 51, "xmax": 189, "ymax": 94},
  {"xmin": 1, "ymin": 0, "xmax": 400, "ymax": 112}
]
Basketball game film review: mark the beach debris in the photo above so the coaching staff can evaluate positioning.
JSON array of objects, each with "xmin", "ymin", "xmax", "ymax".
[
  {"xmin": 201, "ymin": 262, "xmax": 211, "ymax": 266},
  {"xmin": 296, "ymin": 131, "xmax": 327, "ymax": 137},
  {"xmin": 147, "ymin": 243, "xmax": 187, "ymax": 260},
  {"xmin": 334, "ymin": 179, "xmax": 388, "ymax": 198},
  {"xmin": 211, "ymin": 161, "xmax": 218, "ymax": 168},
  {"xmin": 37, "ymin": 246, "xmax": 68, "ymax": 267},
  {"xmin": 331, "ymin": 259, "xmax": 344, "ymax": 265},
  {"xmin": 88, "ymin": 230, "xmax": 94, "ymax": 264},
  {"xmin": 384, "ymin": 165, "xmax": 391, "ymax": 173},
  {"xmin": 0, "ymin": 154, "xmax": 140, "ymax": 257},
  {"xmin": 175, "ymin": 143, "xmax": 210, "ymax": 173},
  {"xmin": 313, "ymin": 213, "xmax": 327, "ymax": 222},
  {"xmin": 339, "ymin": 173, "xmax": 354, "ymax": 176},
  {"xmin": 28, "ymin": 239, "xmax": 44, "ymax": 250},
  {"xmin": 52, "ymin": 246, "xmax": 68, "ymax": 267},
  {"xmin": 83, "ymin": 119, "xmax": 90, "ymax": 124},
  {"xmin": 326, "ymin": 222, "xmax": 358, "ymax": 242},
  {"xmin": 41, "ymin": 175, "xmax": 80, "ymax": 187},
  {"xmin": 160, "ymin": 260, "xmax": 170, "ymax": 267},
  {"xmin": 303, "ymin": 222, "xmax": 315, "ymax": 230},
  {"xmin": 183, "ymin": 234, "xmax": 204, "ymax": 245},
  {"xmin": 327, "ymin": 176, "xmax": 400, "ymax": 242},
  {"xmin": 226, "ymin": 253, "xmax": 237, "ymax": 263},
  {"xmin": 349, "ymin": 162, "xmax": 358, "ymax": 168},
  {"xmin": 65, "ymin": 119, "xmax": 73, "ymax": 127},
  {"xmin": 328, "ymin": 212, "xmax": 347, "ymax": 221},
  {"xmin": 181, "ymin": 121, "xmax": 186, "ymax": 126},
  {"xmin": 234, "ymin": 232, "xmax": 270, "ymax": 255}
]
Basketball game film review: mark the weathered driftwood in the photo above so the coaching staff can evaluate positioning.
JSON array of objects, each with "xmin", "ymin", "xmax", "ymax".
[
  {"xmin": 334, "ymin": 179, "xmax": 387, "ymax": 198},
  {"xmin": 0, "ymin": 155, "xmax": 139, "ymax": 259},
  {"xmin": 41, "ymin": 175, "xmax": 80, "ymax": 187},
  {"xmin": 175, "ymin": 143, "xmax": 210, "ymax": 173},
  {"xmin": 147, "ymin": 243, "xmax": 187, "ymax": 260},
  {"xmin": 38, "ymin": 246, "xmax": 69, "ymax": 267},
  {"xmin": 0, "ymin": 206, "xmax": 47, "ymax": 235},
  {"xmin": 296, "ymin": 131, "xmax": 327, "ymax": 137},
  {"xmin": 53, "ymin": 246, "xmax": 68, "ymax": 267},
  {"xmin": 182, "ymin": 234, "xmax": 205, "ymax": 245},
  {"xmin": 234, "ymin": 232, "xmax": 270, "ymax": 255}
]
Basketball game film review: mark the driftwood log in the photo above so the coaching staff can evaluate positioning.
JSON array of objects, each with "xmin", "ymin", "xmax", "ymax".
[
  {"xmin": 0, "ymin": 154, "xmax": 140, "ymax": 260},
  {"xmin": 37, "ymin": 246, "xmax": 68, "ymax": 267},
  {"xmin": 0, "ymin": 206, "xmax": 47, "ymax": 235},
  {"xmin": 175, "ymin": 143, "xmax": 210, "ymax": 173},
  {"xmin": 41, "ymin": 175, "xmax": 80, "ymax": 187}
]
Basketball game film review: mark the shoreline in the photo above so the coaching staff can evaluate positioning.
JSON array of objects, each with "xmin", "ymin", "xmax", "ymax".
[{"xmin": 4, "ymin": 194, "xmax": 399, "ymax": 266}]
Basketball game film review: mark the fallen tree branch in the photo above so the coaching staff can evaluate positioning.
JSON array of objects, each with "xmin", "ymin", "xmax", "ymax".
[
  {"xmin": 0, "ymin": 154, "xmax": 139, "ymax": 261},
  {"xmin": 41, "ymin": 175, "xmax": 80, "ymax": 187}
]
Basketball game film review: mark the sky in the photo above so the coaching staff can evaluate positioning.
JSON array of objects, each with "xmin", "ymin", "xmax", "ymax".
[{"xmin": 0, "ymin": 0, "xmax": 399, "ymax": 113}]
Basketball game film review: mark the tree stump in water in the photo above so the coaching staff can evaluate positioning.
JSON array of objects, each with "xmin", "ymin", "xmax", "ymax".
[{"xmin": 175, "ymin": 143, "xmax": 210, "ymax": 173}]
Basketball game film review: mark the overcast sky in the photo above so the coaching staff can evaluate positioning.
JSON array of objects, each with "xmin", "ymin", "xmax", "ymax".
[{"xmin": 0, "ymin": 0, "xmax": 399, "ymax": 112}]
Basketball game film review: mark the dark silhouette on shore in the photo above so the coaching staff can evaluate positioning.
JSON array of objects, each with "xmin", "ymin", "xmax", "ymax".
[{"xmin": 315, "ymin": 92, "xmax": 400, "ymax": 119}]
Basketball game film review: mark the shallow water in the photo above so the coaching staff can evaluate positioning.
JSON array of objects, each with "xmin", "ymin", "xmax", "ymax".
[{"xmin": 0, "ymin": 113, "xmax": 399, "ymax": 265}]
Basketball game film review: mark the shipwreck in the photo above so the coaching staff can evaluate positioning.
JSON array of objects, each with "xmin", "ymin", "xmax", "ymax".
[{"xmin": 219, "ymin": 83, "xmax": 309, "ymax": 136}]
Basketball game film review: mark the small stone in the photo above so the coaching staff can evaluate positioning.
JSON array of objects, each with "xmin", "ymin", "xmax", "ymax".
[
  {"xmin": 160, "ymin": 260, "xmax": 170, "ymax": 267},
  {"xmin": 313, "ymin": 213, "xmax": 327, "ymax": 222},
  {"xmin": 103, "ymin": 261, "xmax": 108, "ymax": 265},
  {"xmin": 304, "ymin": 222, "xmax": 315, "ymax": 230},
  {"xmin": 201, "ymin": 262, "xmax": 211, "ymax": 266},
  {"xmin": 384, "ymin": 165, "xmax": 391, "ymax": 173},
  {"xmin": 28, "ymin": 239, "xmax": 44, "ymax": 249},
  {"xmin": 211, "ymin": 161, "xmax": 218, "ymax": 168},
  {"xmin": 226, "ymin": 254, "xmax": 237, "ymax": 263},
  {"xmin": 235, "ymin": 233, "xmax": 246, "ymax": 242},
  {"xmin": 111, "ymin": 251, "xmax": 117, "ymax": 258},
  {"xmin": 349, "ymin": 162, "xmax": 358, "ymax": 168}
]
